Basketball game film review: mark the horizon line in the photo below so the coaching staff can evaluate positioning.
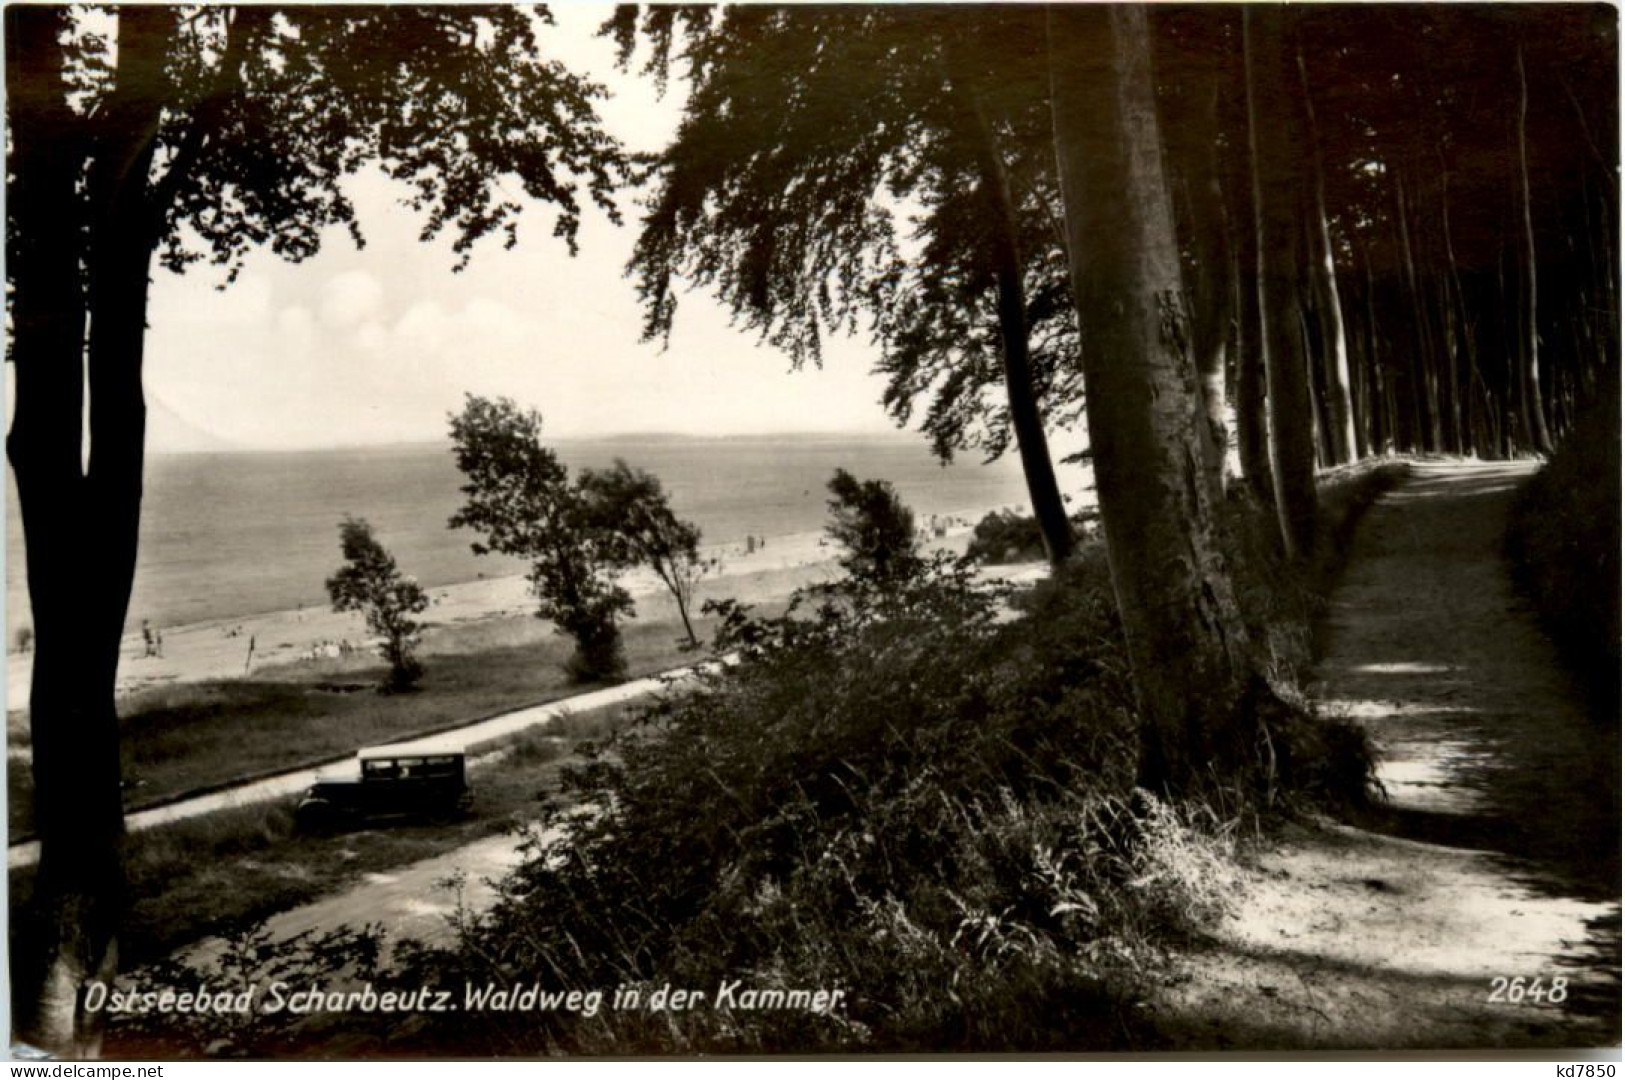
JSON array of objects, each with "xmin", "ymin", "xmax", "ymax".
[{"xmin": 147, "ymin": 427, "xmax": 929, "ymax": 456}]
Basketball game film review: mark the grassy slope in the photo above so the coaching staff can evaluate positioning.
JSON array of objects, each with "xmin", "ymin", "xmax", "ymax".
[
  {"xmin": 7, "ymin": 611, "xmax": 722, "ymax": 837},
  {"xmin": 10, "ymin": 704, "xmax": 635, "ymax": 969}
]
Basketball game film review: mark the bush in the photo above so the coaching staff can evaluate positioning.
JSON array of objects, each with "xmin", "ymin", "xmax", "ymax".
[
  {"xmin": 824, "ymin": 468, "xmax": 921, "ymax": 586},
  {"xmin": 1506, "ymin": 390, "xmax": 1622, "ymax": 716},
  {"xmin": 966, "ymin": 510, "xmax": 1047, "ymax": 565},
  {"xmin": 326, "ymin": 517, "xmax": 429, "ymax": 693},
  {"xmin": 341, "ymin": 558, "xmax": 1234, "ymax": 1054}
]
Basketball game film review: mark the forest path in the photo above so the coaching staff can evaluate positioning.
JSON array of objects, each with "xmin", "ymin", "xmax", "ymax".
[{"xmin": 1158, "ymin": 459, "xmax": 1620, "ymax": 1050}]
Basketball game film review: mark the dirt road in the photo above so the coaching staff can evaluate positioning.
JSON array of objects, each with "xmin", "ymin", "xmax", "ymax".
[
  {"xmin": 175, "ymin": 829, "xmax": 541, "ymax": 970},
  {"xmin": 1158, "ymin": 460, "xmax": 1621, "ymax": 1049}
]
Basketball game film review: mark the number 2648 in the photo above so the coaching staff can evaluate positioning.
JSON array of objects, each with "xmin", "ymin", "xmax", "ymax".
[{"xmin": 1488, "ymin": 976, "xmax": 1568, "ymax": 1003}]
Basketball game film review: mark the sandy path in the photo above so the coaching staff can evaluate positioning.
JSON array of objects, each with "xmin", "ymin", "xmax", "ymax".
[
  {"xmin": 174, "ymin": 829, "xmax": 543, "ymax": 971},
  {"xmin": 1158, "ymin": 460, "xmax": 1621, "ymax": 1049}
]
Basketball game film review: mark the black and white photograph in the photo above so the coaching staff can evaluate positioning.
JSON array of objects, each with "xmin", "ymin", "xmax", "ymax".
[{"xmin": 3, "ymin": 2, "xmax": 1620, "ymax": 1062}]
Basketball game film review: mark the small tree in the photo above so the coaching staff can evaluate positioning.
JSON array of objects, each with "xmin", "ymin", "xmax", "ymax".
[
  {"xmin": 326, "ymin": 518, "xmax": 429, "ymax": 693},
  {"xmin": 578, "ymin": 459, "xmax": 712, "ymax": 648},
  {"xmin": 448, "ymin": 395, "xmax": 631, "ymax": 682},
  {"xmin": 825, "ymin": 469, "xmax": 921, "ymax": 587}
]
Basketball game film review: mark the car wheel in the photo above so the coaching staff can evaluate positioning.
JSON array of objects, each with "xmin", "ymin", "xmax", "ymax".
[{"xmin": 295, "ymin": 798, "xmax": 340, "ymax": 835}]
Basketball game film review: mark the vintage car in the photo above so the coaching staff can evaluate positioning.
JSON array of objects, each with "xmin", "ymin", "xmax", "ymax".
[{"xmin": 295, "ymin": 736, "xmax": 473, "ymax": 831}]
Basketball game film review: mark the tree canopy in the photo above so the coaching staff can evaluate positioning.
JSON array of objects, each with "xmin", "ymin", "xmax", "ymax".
[
  {"xmin": 326, "ymin": 517, "xmax": 429, "ymax": 693},
  {"xmin": 616, "ymin": 5, "xmax": 1078, "ymax": 561},
  {"xmin": 6, "ymin": 5, "xmax": 627, "ymax": 1052},
  {"xmin": 824, "ymin": 468, "xmax": 921, "ymax": 587},
  {"xmin": 577, "ymin": 459, "xmax": 711, "ymax": 647},
  {"xmin": 448, "ymin": 396, "xmax": 634, "ymax": 682}
]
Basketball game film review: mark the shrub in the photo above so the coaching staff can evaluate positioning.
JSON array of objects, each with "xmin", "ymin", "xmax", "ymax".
[
  {"xmin": 347, "ymin": 559, "xmax": 1222, "ymax": 1054},
  {"xmin": 966, "ymin": 509, "xmax": 1046, "ymax": 565},
  {"xmin": 824, "ymin": 468, "xmax": 921, "ymax": 586},
  {"xmin": 1506, "ymin": 390, "xmax": 1622, "ymax": 716},
  {"xmin": 326, "ymin": 517, "xmax": 428, "ymax": 693},
  {"xmin": 119, "ymin": 511, "xmax": 1387, "ymax": 1055}
]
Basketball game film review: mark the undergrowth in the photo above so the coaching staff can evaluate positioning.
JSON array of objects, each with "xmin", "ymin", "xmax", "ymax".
[
  {"xmin": 110, "ymin": 477, "xmax": 1392, "ymax": 1055},
  {"xmin": 1505, "ymin": 389, "xmax": 1622, "ymax": 719}
]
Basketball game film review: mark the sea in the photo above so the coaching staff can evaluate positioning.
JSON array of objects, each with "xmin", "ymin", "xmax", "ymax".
[{"xmin": 4, "ymin": 434, "xmax": 1048, "ymax": 636}]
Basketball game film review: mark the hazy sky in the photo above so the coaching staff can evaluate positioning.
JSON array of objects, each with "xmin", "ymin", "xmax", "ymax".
[{"xmin": 140, "ymin": 6, "xmax": 908, "ymax": 452}]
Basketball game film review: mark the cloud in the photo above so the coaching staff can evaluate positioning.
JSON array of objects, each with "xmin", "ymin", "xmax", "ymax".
[{"xmin": 321, "ymin": 270, "xmax": 385, "ymax": 328}]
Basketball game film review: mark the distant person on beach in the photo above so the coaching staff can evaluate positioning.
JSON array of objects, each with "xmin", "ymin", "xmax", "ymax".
[
  {"xmin": 141, "ymin": 619, "xmax": 155, "ymax": 658},
  {"xmin": 245, "ymin": 634, "xmax": 256, "ymax": 675}
]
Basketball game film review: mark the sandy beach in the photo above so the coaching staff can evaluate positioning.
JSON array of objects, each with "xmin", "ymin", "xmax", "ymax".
[{"xmin": 5, "ymin": 510, "xmax": 1008, "ymax": 714}]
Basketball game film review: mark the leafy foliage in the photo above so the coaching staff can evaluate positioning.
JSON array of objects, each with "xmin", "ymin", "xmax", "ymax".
[
  {"xmin": 325, "ymin": 517, "xmax": 428, "ymax": 693},
  {"xmin": 354, "ymin": 555, "xmax": 1172, "ymax": 1053},
  {"xmin": 126, "ymin": 6, "xmax": 628, "ymax": 279},
  {"xmin": 577, "ymin": 459, "xmax": 712, "ymax": 647},
  {"xmin": 824, "ymin": 468, "xmax": 921, "ymax": 587},
  {"xmin": 448, "ymin": 395, "xmax": 632, "ymax": 682},
  {"xmin": 966, "ymin": 510, "xmax": 1048, "ymax": 566},
  {"xmin": 618, "ymin": 6, "xmax": 1081, "ymax": 464},
  {"xmin": 1506, "ymin": 388, "xmax": 1622, "ymax": 717}
]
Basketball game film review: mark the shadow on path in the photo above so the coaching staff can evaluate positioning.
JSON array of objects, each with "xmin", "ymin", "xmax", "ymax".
[{"xmin": 1158, "ymin": 460, "xmax": 1620, "ymax": 1049}]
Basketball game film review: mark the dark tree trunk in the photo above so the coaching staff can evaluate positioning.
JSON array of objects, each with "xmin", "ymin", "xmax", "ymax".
[
  {"xmin": 1394, "ymin": 174, "xmax": 1441, "ymax": 452},
  {"xmin": 1301, "ymin": 284, "xmax": 1336, "ymax": 469},
  {"xmin": 1186, "ymin": 98, "xmax": 1236, "ymax": 504},
  {"xmin": 1295, "ymin": 46, "xmax": 1358, "ymax": 466},
  {"xmin": 7, "ymin": 8, "xmax": 107, "ymax": 1056},
  {"xmin": 1515, "ymin": 45, "xmax": 1556, "ymax": 455},
  {"xmin": 1244, "ymin": 7, "xmax": 1317, "ymax": 559},
  {"xmin": 1343, "ymin": 238, "xmax": 1372, "ymax": 458},
  {"xmin": 7, "ymin": 7, "xmax": 173, "ymax": 1055},
  {"xmin": 1049, "ymin": 3, "xmax": 1255, "ymax": 789},
  {"xmin": 1230, "ymin": 145, "xmax": 1273, "ymax": 504},
  {"xmin": 1439, "ymin": 164, "xmax": 1482, "ymax": 456},
  {"xmin": 947, "ymin": 70, "xmax": 1074, "ymax": 566}
]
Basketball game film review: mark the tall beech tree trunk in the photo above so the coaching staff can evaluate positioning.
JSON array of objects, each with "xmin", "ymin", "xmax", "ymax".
[
  {"xmin": 1356, "ymin": 245, "xmax": 1391, "ymax": 455},
  {"xmin": 1295, "ymin": 47, "xmax": 1358, "ymax": 466},
  {"xmin": 946, "ymin": 71, "xmax": 1074, "ymax": 565},
  {"xmin": 1049, "ymin": 4, "xmax": 1255, "ymax": 788},
  {"xmin": 1229, "ymin": 139, "xmax": 1274, "ymax": 504},
  {"xmin": 7, "ymin": 7, "xmax": 174, "ymax": 1055},
  {"xmin": 1185, "ymin": 77, "xmax": 1236, "ymax": 503},
  {"xmin": 1301, "ymin": 287, "xmax": 1336, "ymax": 469},
  {"xmin": 1210, "ymin": 24, "xmax": 1273, "ymax": 505},
  {"xmin": 1394, "ymin": 173, "xmax": 1442, "ymax": 452},
  {"xmin": 1439, "ymin": 163, "xmax": 1481, "ymax": 455},
  {"xmin": 1244, "ymin": 7, "xmax": 1317, "ymax": 559},
  {"xmin": 1515, "ymin": 45, "xmax": 1556, "ymax": 455}
]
